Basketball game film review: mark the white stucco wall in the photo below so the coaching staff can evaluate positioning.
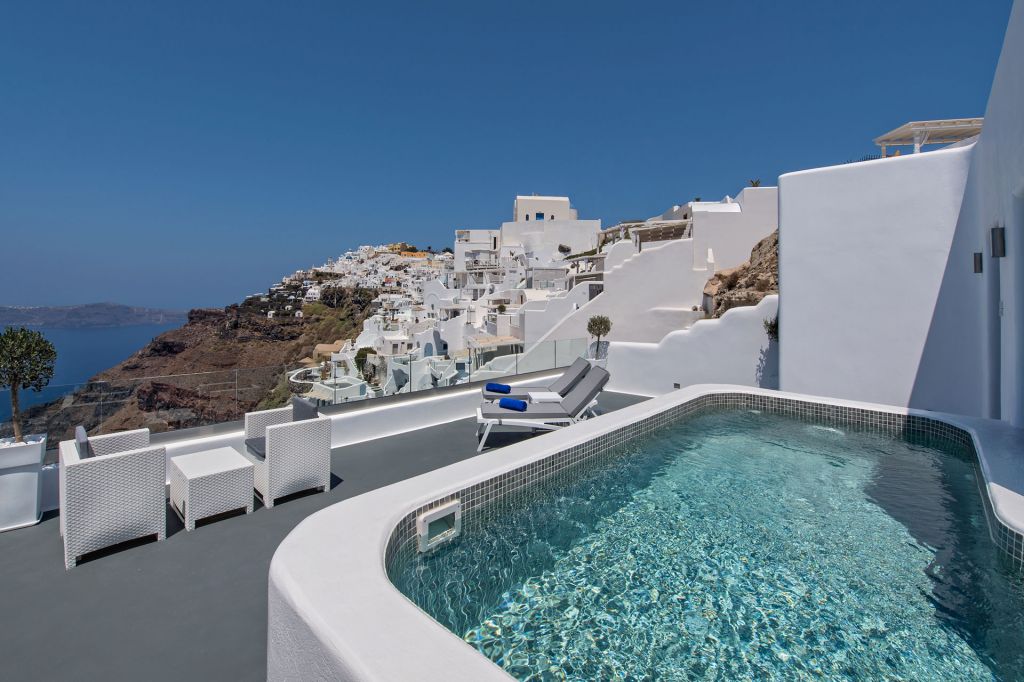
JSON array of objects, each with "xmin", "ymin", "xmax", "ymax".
[
  {"xmin": 512, "ymin": 185, "xmax": 775, "ymax": 354},
  {"xmin": 435, "ymin": 312, "xmax": 470, "ymax": 353},
  {"xmin": 603, "ymin": 239, "xmax": 635, "ymax": 269},
  {"xmin": 952, "ymin": 0, "xmax": 1024, "ymax": 426},
  {"xmin": 518, "ymin": 284, "xmax": 591, "ymax": 343},
  {"xmin": 500, "ymin": 219, "xmax": 600, "ymax": 261},
  {"xmin": 513, "ymin": 195, "xmax": 577, "ymax": 222},
  {"xmin": 606, "ymin": 296, "xmax": 778, "ymax": 396},
  {"xmin": 453, "ymin": 230, "xmax": 499, "ymax": 273},
  {"xmin": 778, "ymin": 146, "xmax": 974, "ymax": 412},
  {"xmin": 421, "ymin": 279, "xmax": 457, "ymax": 312},
  {"xmin": 526, "ymin": 238, "xmax": 712, "ymax": 346},
  {"xmin": 779, "ymin": 3, "xmax": 1023, "ymax": 423}
]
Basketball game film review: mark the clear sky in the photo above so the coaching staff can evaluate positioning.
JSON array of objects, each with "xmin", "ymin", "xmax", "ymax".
[{"xmin": 0, "ymin": 0, "xmax": 1013, "ymax": 310}]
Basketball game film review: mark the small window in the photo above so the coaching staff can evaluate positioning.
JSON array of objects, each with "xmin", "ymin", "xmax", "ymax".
[
  {"xmin": 535, "ymin": 212, "xmax": 544, "ymax": 221},
  {"xmin": 549, "ymin": 214, "xmax": 554, "ymax": 220},
  {"xmin": 525, "ymin": 214, "xmax": 530, "ymax": 221}
]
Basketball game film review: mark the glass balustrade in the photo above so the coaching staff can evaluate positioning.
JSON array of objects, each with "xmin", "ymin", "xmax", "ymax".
[{"xmin": 0, "ymin": 337, "xmax": 591, "ymax": 448}]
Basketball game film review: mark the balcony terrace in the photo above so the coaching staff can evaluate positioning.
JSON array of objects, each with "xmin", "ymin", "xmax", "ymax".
[{"xmin": 0, "ymin": 386, "xmax": 645, "ymax": 681}]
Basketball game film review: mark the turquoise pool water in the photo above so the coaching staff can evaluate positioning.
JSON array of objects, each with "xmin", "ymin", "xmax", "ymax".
[{"xmin": 390, "ymin": 410, "xmax": 1024, "ymax": 680}]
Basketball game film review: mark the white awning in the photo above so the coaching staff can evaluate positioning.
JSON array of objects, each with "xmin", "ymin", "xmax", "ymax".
[{"xmin": 874, "ymin": 118, "xmax": 983, "ymax": 153}]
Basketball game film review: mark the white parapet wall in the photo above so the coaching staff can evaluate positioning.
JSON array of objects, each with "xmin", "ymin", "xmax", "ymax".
[
  {"xmin": 606, "ymin": 296, "xmax": 778, "ymax": 396},
  {"xmin": 778, "ymin": 145, "xmax": 974, "ymax": 415},
  {"xmin": 527, "ymin": 238, "xmax": 712, "ymax": 347},
  {"xmin": 778, "ymin": 2, "xmax": 1024, "ymax": 424}
]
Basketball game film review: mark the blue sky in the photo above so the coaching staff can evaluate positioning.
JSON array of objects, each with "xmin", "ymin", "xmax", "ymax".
[{"xmin": 0, "ymin": 1, "xmax": 1013, "ymax": 310}]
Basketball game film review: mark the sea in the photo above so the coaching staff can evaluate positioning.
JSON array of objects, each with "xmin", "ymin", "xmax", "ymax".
[{"xmin": 0, "ymin": 323, "xmax": 179, "ymax": 422}]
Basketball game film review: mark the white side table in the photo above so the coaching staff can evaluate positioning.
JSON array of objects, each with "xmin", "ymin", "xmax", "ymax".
[
  {"xmin": 528, "ymin": 391, "xmax": 562, "ymax": 403},
  {"xmin": 169, "ymin": 447, "xmax": 254, "ymax": 531}
]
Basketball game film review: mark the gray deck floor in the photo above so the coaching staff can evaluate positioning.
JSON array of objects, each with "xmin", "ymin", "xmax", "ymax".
[{"xmin": 0, "ymin": 391, "xmax": 645, "ymax": 681}]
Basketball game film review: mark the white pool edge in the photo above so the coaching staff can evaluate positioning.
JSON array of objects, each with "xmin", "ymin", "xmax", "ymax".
[{"xmin": 267, "ymin": 384, "xmax": 1024, "ymax": 682}]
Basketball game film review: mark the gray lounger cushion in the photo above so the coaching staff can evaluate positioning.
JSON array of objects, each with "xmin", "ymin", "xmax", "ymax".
[
  {"xmin": 74, "ymin": 425, "xmax": 92, "ymax": 458},
  {"xmin": 479, "ymin": 366, "xmax": 609, "ymax": 421},
  {"xmin": 245, "ymin": 437, "xmax": 267, "ymax": 459},
  {"xmin": 547, "ymin": 357, "xmax": 591, "ymax": 395},
  {"xmin": 480, "ymin": 357, "xmax": 592, "ymax": 401},
  {"xmin": 559, "ymin": 366, "xmax": 610, "ymax": 417},
  {"xmin": 291, "ymin": 396, "xmax": 320, "ymax": 422}
]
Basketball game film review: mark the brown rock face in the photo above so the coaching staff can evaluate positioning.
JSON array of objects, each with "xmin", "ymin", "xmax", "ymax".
[
  {"xmin": 703, "ymin": 230, "xmax": 778, "ymax": 318},
  {"xmin": 9, "ymin": 288, "xmax": 377, "ymax": 447}
]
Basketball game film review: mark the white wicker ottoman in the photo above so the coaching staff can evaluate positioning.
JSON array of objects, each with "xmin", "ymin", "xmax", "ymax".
[{"xmin": 169, "ymin": 448, "xmax": 254, "ymax": 531}]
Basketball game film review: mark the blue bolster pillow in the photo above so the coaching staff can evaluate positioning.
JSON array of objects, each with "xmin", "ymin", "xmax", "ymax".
[
  {"xmin": 498, "ymin": 397, "xmax": 528, "ymax": 412},
  {"xmin": 486, "ymin": 382, "xmax": 512, "ymax": 394}
]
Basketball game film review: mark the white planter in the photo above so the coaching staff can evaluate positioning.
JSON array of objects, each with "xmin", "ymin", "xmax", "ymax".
[{"xmin": 0, "ymin": 435, "xmax": 46, "ymax": 532}]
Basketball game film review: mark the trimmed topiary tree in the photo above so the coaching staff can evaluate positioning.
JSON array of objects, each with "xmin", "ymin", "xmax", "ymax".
[
  {"xmin": 0, "ymin": 327, "xmax": 57, "ymax": 442},
  {"xmin": 354, "ymin": 347, "xmax": 373, "ymax": 380},
  {"xmin": 587, "ymin": 315, "xmax": 612, "ymax": 359}
]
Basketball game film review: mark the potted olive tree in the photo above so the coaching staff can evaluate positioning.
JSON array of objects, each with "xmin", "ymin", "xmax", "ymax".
[
  {"xmin": 587, "ymin": 314, "xmax": 612, "ymax": 361},
  {"xmin": 0, "ymin": 327, "xmax": 57, "ymax": 531}
]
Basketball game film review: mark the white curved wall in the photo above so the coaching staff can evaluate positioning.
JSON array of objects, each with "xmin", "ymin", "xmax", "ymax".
[
  {"xmin": 603, "ymin": 239, "xmax": 636, "ymax": 270},
  {"xmin": 606, "ymin": 296, "xmax": 778, "ymax": 396},
  {"xmin": 778, "ymin": 146, "xmax": 974, "ymax": 413},
  {"xmin": 779, "ymin": 3, "xmax": 1023, "ymax": 423},
  {"xmin": 518, "ymin": 285, "xmax": 590, "ymax": 343},
  {"xmin": 500, "ymin": 219, "xmax": 600, "ymax": 261},
  {"xmin": 435, "ymin": 312, "xmax": 470, "ymax": 353}
]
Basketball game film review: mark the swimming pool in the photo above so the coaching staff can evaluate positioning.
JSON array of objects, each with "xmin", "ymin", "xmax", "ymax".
[{"xmin": 389, "ymin": 409, "xmax": 1024, "ymax": 680}]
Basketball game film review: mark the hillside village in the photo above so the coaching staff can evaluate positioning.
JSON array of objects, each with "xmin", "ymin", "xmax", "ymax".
[
  {"xmin": 247, "ymin": 191, "xmax": 779, "ymax": 404},
  {"xmin": 9, "ymin": 189, "xmax": 781, "ymax": 443}
]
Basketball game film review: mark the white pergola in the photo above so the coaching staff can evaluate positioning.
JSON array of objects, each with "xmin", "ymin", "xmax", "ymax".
[{"xmin": 874, "ymin": 118, "xmax": 983, "ymax": 155}]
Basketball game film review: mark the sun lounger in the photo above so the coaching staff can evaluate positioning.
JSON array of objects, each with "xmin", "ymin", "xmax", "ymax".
[
  {"xmin": 480, "ymin": 356, "xmax": 591, "ymax": 401},
  {"xmin": 475, "ymin": 366, "xmax": 610, "ymax": 452}
]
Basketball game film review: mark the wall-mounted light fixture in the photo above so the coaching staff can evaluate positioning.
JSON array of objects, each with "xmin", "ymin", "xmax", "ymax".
[
  {"xmin": 974, "ymin": 252, "xmax": 984, "ymax": 273},
  {"xmin": 992, "ymin": 225, "xmax": 1006, "ymax": 258}
]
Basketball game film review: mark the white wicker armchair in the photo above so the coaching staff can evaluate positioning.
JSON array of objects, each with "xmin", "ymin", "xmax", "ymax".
[
  {"xmin": 58, "ymin": 429, "xmax": 166, "ymax": 570},
  {"xmin": 242, "ymin": 407, "xmax": 331, "ymax": 508}
]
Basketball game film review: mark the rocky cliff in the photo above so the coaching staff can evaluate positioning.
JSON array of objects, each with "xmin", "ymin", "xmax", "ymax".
[
  {"xmin": 15, "ymin": 288, "xmax": 376, "ymax": 443},
  {"xmin": 703, "ymin": 230, "xmax": 778, "ymax": 318}
]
